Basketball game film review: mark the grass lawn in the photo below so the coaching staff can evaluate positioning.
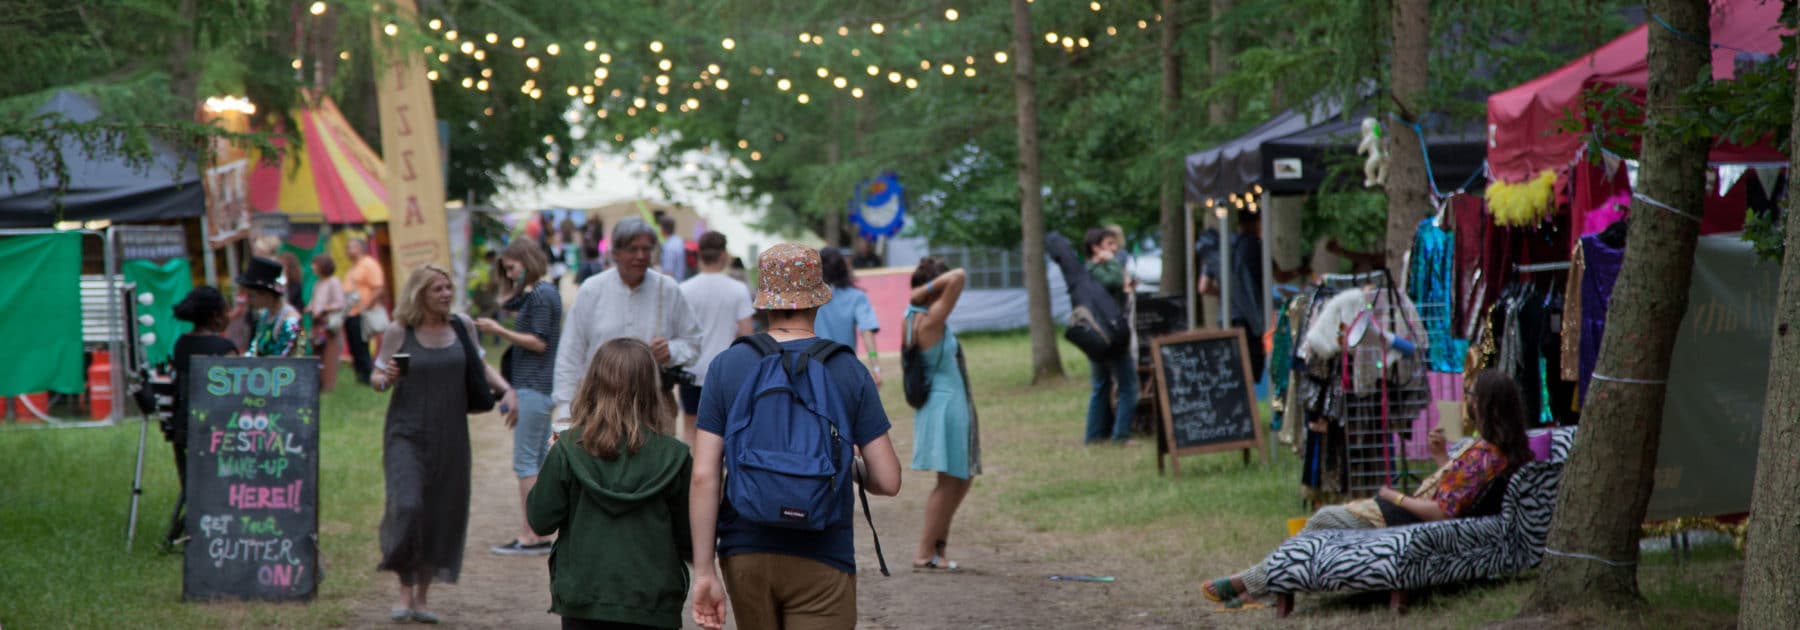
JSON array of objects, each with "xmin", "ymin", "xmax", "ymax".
[
  {"xmin": 1, "ymin": 384, "xmax": 390, "ymax": 629},
  {"xmin": 1, "ymin": 331, "xmax": 1743, "ymax": 628},
  {"xmin": 934, "ymin": 331, "xmax": 1743, "ymax": 628}
]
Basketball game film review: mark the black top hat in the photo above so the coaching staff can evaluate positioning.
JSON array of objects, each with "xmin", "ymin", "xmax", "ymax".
[{"xmin": 236, "ymin": 257, "xmax": 285, "ymax": 295}]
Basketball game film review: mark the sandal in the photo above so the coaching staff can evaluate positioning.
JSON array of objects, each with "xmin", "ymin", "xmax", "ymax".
[
  {"xmin": 409, "ymin": 609, "xmax": 440, "ymax": 624},
  {"xmin": 912, "ymin": 556, "xmax": 960, "ymax": 572},
  {"xmin": 389, "ymin": 608, "xmax": 412, "ymax": 623},
  {"xmin": 1201, "ymin": 577, "xmax": 1239, "ymax": 603}
]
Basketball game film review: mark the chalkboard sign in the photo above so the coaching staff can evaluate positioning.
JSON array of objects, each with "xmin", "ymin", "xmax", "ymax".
[
  {"xmin": 1149, "ymin": 329, "xmax": 1265, "ymax": 477},
  {"xmin": 1133, "ymin": 295, "xmax": 1190, "ymax": 366},
  {"xmin": 184, "ymin": 357, "xmax": 320, "ymax": 601}
]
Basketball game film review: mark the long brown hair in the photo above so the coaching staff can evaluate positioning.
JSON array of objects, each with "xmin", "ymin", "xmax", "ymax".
[
  {"xmin": 1470, "ymin": 370, "xmax": 1534, "ymax": 468},
  {"xmin": 497, "ymin": 239, "xmax": 548, "ymax": 299},
  {"xmin": 569, "ymin": 338, "xmax": 670, "ymax": 460}
]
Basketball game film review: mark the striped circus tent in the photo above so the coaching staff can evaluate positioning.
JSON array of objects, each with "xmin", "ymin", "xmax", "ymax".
[{"xmin": 248, "ymin": 96, "xmax": 389, "ymax": 224}]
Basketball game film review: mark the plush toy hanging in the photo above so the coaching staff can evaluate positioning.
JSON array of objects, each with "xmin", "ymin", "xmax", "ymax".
[{"xmin": 1357, "ymin": 117, "xmax": 1389, "ymax": 188}]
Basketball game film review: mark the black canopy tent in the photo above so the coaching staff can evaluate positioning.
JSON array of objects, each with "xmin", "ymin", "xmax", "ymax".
[
  {"xmin": 1183, "ymin": 99, "xmax": 1344, "ymax": 205},
  {"xmin": 1259, "ymin": 109, "xmax": 1488, "ymax": 196},
  {"xmin": 0, "ymin": 91, "xmax": 203, "ymax": 228}
]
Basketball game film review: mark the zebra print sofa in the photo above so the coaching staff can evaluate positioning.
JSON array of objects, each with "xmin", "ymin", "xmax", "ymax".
[{"xmin": 1265, "ymin": 427, "xmax": 1576, "ymax": 617}]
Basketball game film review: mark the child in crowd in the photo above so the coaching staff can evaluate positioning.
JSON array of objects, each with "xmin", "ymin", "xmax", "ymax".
[{"xmin": 528, "ymin": 337, "xmax": 693, "ymax": 630}]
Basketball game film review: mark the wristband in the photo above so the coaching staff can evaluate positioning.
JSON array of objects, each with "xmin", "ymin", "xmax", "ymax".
[{"xmin": 867, "ymin": 351, "xmax": 878, "ymax": 360}]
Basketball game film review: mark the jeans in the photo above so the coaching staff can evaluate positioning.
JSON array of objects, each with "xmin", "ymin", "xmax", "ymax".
[
  {"xmin": 512, "ymin": 388, "xmax": 554, "ymax": 478},
  {"xmin": 1085, "ymin": 351, "xmax": 1139, "ymax": 443}
]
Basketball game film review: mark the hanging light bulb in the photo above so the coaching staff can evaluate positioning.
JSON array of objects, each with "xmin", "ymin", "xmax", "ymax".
[
  {"xmin": 530, "ymin": 88, "xmax": 542, "ymax": 99},
  {"xmin": 292, "ymin": 58, "xmax": 303, "ymax": 69},
  {"xmin": 812, "ymin": 35, "xmax": 823, "ymax": 45},
  {"xmin": 715, "ymin": 78, "xmax": 730, "ymax": 90},
  {"xmin": 994, "ymin": 51, "xmax": 1009, "ymax": 64},
  {"xmin": 1106, "ymin": 26, "xmax": 1118, "ymax": 36},
  {"xmin": 476, "ymin": 79, "xmax": 489, "ymax": 91},
  {"xmin": 851, "ymin": 87, "xmax": 864, "ymax": 98},
  {"xmin": 485, "ymin": 32, "xmax": 498, "ymax": 44},
  {"xmin": 427, "ymin": 70, "xmax": 439, "ymax": 81},
  {"xmin": 706, "ymin": 63, "xmax": 721, "ymax": 74},
  {"xmin": 428, "ymin": 19, "xmax": 442, "ymax": 30},
  {"xmin": 750, "ymin": 151, "xmax": 762, "ymax": 161},
  {"xmin": 438, "ymin": 53, "xmax": 449, "ymax": 63},
  {"xmin": 547, "ymin": 43, "xmax": 561, "ymax": 56},
  {"xmin": 1090, "ymin": 1, "xmax": 1102, "ymax": 10},
  {"xmin": 964, "ymin": 67, "xmax": 976, "ymax": 77},
  {"xmin": 1061, "ymin": 36, "xmax": 1074, "ymax": 48},
  {"xmin": 654, "ymin": 102, "xmax": 667, "ymax": 112},
  {"xmin": 836, "ymin": 26, "xmax": 848, "ymax": 36},
  {"xmin": 817, "ymin": 67, "xmax": 830, "ymax": 78},
  {"xmin": 658, "ymin": 58, "xmax": 672, "ymax": 71},
  {"xmin": 481, "ymin": 68, "xmax": 493, "ymax": 78},
  {"xmin": 526, "ymin": 57, "xmax": 541, "ymax": 71},
  {"xmin": 737, "ymin": 139, "xmax": 749, "ymax": 149},
  {"xmin": 866, "ymin": 65, "xmax": 879, "ymax": 76},
  {"xmin": 308, "ymin": 1, "xmax": 326, "ymax": 16},
  {"xmin": 1045, "ymin": 32, "xmax": 1059, "ymax": 44},
  {"xmin": 945, "ymin": 8, "xmax": 959, "ymax": 20},
  {"xmin": 777, "ymin": 78, "xmax": 792, "ymax": 91},
  {"xmin": 920, "ymin": 59, "xmax": 932, "ymax": 70},
  {"xmin": 583, "ymin": 94, "xmax": 596, "ymax": 104},
  {"xmin": 383, "ymin": 23, "xmax": 398, "ymax": 37},
  {"xmin": 797, "ymin": 93, "xmax": 810, "ymax": 104},
  {"xmin": 655, "ymin": 75, "xmax": 669, "ymax": 86},
  {"xmin": 649, "ymin": 40, "xmax": 663, "ymax": 53},
  {"xmin": 870, "ymin": 22, "xmax": 884, "ymax": 35},
  {"xmin": 722, "ymin": 37, "xmax": 736, "ymax": 50},
  {"xmin": 584, "ymin": 40, "xmax": 597, "ymax": 51},
  {"xmin": 1138, "ymin": 19, "xmax": 1148, "ymax": 28},
  {"xmin": 633, "ymin": 97, "xmax": 647, "ymax": 108},
  {"xmin": 599, "ymin": 53, "xmax": 612, "ymax": 64},
  {"xmin": 460, "ymin": 77, "xmax": 473, "ymax": 88},
  {"xmin": 594, "ymin": 68, "xmax": 609, "ymax": 80},
  {"xmin": 887, "ymin": 71, "xmax": 901, "ymax": 83},
  {"xmin": 473, "ymin": 49, "xmax": 486, "ymax": 61},
  {"xmin": 459, "ymin": 41, "xmax": 475, "ymax": 54},
  {"xmin": 940, "ymin": 63, "xmax": 954, "ymax": 75},
  {"xmin": 832, "ymin": 76, "xmax": 848, "ymax": 89},
  {"xmin": 905, "ymin": 77, "xmax": 918, "ymax": 89},
  {"xmin": 798, "ymin": 32, "xmax": 811, "ymax": 44},
  {"xmin": 512, "ymin": 36, "xmax": 526, "ymax": 49},
  {"xmin": 685, "ymin": 97, "xmax": 700, "ymax": 110},
  {"xmin": 1078, "ymin": 37, "xmax": 1090, "ymax": 48},
  {"xmin": 444, "ymin": 29, "xmax": 458, "ymax": 40}
]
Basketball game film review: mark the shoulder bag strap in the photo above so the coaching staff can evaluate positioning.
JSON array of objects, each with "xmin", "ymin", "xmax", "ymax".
[{"xmin": 856, "ymin": 471, "xmax": 890, "ymax": 577}]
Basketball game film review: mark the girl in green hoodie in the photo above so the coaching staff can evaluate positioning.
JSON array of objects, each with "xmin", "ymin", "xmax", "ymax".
[{"xmin": 528, "ymin": 338, "xmax": 693, "ymax": 630}]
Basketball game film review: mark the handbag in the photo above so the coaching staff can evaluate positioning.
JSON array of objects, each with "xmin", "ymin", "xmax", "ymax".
[
  {"xmin": 901, "ymin": 310, "xmax": 931, "ymax": 409},
  {"xmin": 450, "ymin": 317, "xmax": 498, "ymax": 413},
  {"xmin": 362, "ymin": 304, "xmax": 391, "ymax": 338}
]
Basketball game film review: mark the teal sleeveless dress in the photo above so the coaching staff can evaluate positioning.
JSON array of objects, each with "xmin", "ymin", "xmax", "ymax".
[{"xmin": 905, "ymin": 306, "xmax": 981, "ymax": 480}]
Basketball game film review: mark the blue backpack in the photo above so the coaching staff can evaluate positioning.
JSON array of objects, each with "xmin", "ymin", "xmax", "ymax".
[{"xmin": 722, "ymin": 334, "xmax": 888, "ymax": 575}]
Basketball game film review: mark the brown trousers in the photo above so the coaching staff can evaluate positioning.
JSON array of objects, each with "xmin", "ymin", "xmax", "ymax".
[{"xmin": 720, "ymin": 553, "xmax": 856, "ymax": 630}]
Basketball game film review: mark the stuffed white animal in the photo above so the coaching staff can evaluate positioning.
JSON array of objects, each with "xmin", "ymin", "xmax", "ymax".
[{"xmin": 1357, "ymin": 117, "xmax": 1388, "ymax": 188}]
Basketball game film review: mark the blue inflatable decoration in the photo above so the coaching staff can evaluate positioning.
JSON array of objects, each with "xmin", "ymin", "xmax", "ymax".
[{"xmin": 849, "ymin": 172, "xmax": 905, "ymax": 240}]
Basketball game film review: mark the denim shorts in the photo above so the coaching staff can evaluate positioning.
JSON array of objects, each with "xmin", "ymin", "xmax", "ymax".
[{"xmin": 513, "ymin": 388, "xmax": 554, "ymax": 478}]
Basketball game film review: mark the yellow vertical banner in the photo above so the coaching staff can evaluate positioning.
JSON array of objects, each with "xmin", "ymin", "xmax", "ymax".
[{"xmin": 372, "ymin": 0, "xmax": 451, "ymax": 278}]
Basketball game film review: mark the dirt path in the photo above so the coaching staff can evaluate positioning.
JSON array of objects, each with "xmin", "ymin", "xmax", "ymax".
[{"xmin": 341, "ymin": 399, "xmax": 1172, "ymax": 629}]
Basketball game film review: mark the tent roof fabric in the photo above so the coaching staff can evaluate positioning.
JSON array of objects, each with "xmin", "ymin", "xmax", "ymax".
[
  {"xmin": 1184, "ymin": 99, "xmax": 1341, "ymax": 204},
  {"xmin": 1486, "ymin": 0, "xmax": 1784, "ymax": 184},
  {"xmin": 248, "ymin": 96, "xmax": 389, "ymax": 224},
  {"xmin": 0, "ymin": 91, "xmax": 204, "ymax": 228},
  {"xmin": 1260, "ymin": 108, "xmax": 1489, "ymax": 196}
]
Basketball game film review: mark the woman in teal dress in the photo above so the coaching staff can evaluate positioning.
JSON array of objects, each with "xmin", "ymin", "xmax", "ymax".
[{"xmin": 904, "ymin": 258, "xmax": 980, "ymax": 571}]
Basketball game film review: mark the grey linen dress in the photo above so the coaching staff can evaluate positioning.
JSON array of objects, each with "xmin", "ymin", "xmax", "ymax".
[{"xmin": 377, "ymin": 326, "xmax": 472, "ymax": 585}]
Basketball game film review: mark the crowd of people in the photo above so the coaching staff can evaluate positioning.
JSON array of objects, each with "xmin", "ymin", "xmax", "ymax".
[{"xmin": 152, "ymin": 213, "xmax": 1536, "ymax": 628}]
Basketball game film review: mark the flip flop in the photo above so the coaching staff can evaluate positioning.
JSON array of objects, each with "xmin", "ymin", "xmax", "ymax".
[{"xmin": 1201, "ymin": 577, "xmax": 1239, "ymax": 603}]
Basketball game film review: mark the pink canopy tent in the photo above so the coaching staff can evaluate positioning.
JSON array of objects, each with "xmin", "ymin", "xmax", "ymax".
[{"xmin": 1486, "ymin": 0, "xmax": 1785, "ymax": 185}]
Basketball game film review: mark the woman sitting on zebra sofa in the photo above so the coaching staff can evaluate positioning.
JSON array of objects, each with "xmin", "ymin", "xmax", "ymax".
[{"xmin": 1202, "ymin": 369, "xmax": 1535, "ymax": 608}]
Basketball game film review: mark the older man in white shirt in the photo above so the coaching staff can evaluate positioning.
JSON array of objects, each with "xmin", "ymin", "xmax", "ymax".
[{"xmin": 553, "ymin": 217, "xmax": 703, "ymax": 422}]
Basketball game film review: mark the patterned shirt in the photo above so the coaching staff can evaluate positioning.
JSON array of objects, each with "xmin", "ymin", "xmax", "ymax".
[
  {"xmin": 1422, "ymin": 439, "xmax": 1510, "ymax": 517},
  {"xmin": 505, "ymin": 282, "xmax": 561, "ymax": 395},
  {"xmin": 248, "ymin": 304, "xmax": 305, "ymax": 358}
]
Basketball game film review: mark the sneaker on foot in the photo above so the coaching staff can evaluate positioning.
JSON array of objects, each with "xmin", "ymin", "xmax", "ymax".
[{"xmin": 490, "ymin": 539, "xmax": 553, "ymax": 555}]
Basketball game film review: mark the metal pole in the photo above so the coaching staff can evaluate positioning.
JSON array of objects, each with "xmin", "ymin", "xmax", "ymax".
[
  {"xmin": 1261, "ymin": 193, "xmax": 1275, "ymax": 336},
  {"xmin": 1219, "ymin": 207, "xmax": 1232, "ymax": 329},
  {"xmin": 127, "ymin": 407, "xmax": 148, "ymax": 550},
  {"xmin": 1184, "ymin": 204, "xmax": 1196, "ymax": 330},
  {"xmin": 105, "ymin": 227, "xmax": 123, "ymax": 425},
  {"xmin": 199, "ymin": 214, "xmax": 218, "ymax": 288}
]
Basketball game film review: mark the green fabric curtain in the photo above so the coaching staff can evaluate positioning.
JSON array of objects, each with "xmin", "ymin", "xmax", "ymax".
[
  {"xmin": 123, "ymin": 258, "xmax": 194, "ymax": 366},
  {"xmin": 0, "ymin": 233, "xmax": 86, "ymax": 396}
]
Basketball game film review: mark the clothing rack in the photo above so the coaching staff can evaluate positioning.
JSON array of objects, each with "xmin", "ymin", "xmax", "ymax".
[{"xmin": 1513, "ymin": 261, "xmax": 1571, "ymax": 273}]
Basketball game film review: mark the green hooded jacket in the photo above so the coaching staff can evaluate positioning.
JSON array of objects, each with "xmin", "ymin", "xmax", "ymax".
[{"xmin": 528, "ymin": 431, "xmax": 693, "ymax": 628}]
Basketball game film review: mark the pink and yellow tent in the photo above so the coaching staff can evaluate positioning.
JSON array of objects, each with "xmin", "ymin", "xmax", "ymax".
[{"xmin": 248, "ymin": 96, "xmax": 389, "ymax": 224}]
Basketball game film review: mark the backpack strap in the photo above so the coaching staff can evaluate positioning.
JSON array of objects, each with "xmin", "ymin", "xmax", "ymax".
[{"xmin": 733, "ymin": 333, "xmax": 782, "ymax": 357}]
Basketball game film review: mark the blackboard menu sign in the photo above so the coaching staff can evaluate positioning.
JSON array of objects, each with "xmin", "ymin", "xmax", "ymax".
[
  {"xmin": 183, "ymin": 357, "xmax": 320, "ymax": 601},
  {"xmin": 1149, "ymin": 329, "xmax": 1265, "ymax": 477},
  {"xmin": 1133, "ymin": 295, "xmax": 1190, "ymax": 366}
]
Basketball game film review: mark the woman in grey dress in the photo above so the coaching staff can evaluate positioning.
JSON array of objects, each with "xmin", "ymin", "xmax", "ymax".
[{"xmin": 371, "ymin": 265, "xmax": 516, "ymax": 624}]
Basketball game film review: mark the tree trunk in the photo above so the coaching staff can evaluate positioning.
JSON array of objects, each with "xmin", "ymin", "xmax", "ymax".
[
  {"xmin": 1737, "ymin": 57, "xmax": 1800, "ymax": 630},
  {"xmin": 1383, "ymin": 0, "xmax": 1429, "ymax": 275},
  {"xmin": 1011, "ymin": 0, "xmax": 1064, "ymax": 383},
  {"xmin": 1523, "ymin": 0, "xmax": 1714, "ymax": 613},
  {"xmin": 1158, "ymin": 0, "xmax": 1186, "ymax": 296},
  {"xmin": 1206, "ymin": 0, "xmax": 1235, "ymax": 125}
]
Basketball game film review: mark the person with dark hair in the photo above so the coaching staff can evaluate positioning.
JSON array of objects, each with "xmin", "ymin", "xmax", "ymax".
[
  {"xmin": 657, "ymin": 214, "xmax": 687, "ymax": 280},
  {"xmin": 678, "ymin": 231, "xmax": 753, "ymax": 445},
  {"xmin": 476, "ymin": 239, "xmax": 563, "ymax": 556},
  {"xmin": 278, "ymin": 252, "xmax": 306, "ymax": 312},
  {"xmin": 1201, "ymin": 369, "xmax": 1535, "ymax": 607},
  {"xmin": 814, "ymin": 247, "xmax": 882, "ymax": 385},
  {"xmin": 1083, "ymin": 226, "xmax": 1137, "ymax": 445},
  {"xmin": 165, "ymin": 286, "xmax": 238, "ymax": 547},
  {"xmin": 1196, "ymin": 209, "xmax": 1267, "ymax": 382},
  {"xmin": 239, "ymin": 257, "xmax": 305, "ymax": 357},
  {"xmin": 307, "ymin": 255, "xmax": 347, "ymax": 392},
  {"xmin": 576, "ymin": 218, "xmax": 609, "ymax": 284},
  {"xmin": 904, "ymin": 257, "xmax": 979, "ymax": 570}
]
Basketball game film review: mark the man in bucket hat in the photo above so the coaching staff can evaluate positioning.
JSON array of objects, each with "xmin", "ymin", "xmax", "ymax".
[{"xmin": 688, "ymin": 244, "xmax": 903, "ymax": 630}]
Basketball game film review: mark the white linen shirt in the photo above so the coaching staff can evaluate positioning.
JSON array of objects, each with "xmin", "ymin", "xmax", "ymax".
[{"xmin": 552, "ymin": 268, "xmax": 702, "ymax": 419}]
